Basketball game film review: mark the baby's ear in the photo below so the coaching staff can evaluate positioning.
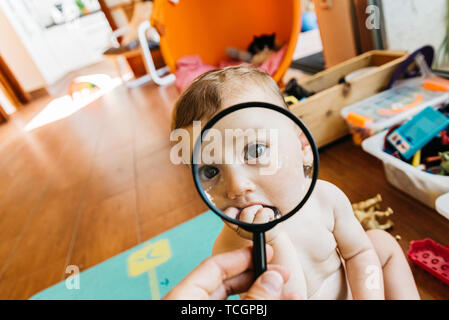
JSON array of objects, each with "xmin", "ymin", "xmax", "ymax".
[{"xmin": 299, "ymin": 132, "xmax": 313, "ymax": 166}]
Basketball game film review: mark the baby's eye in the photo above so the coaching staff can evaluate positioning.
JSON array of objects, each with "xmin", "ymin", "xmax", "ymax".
[
  {"xmin": 199, "ymin": 165, "xmax": 219, "ymax": 181},
  {"xmin": 244, "ymin": 143, "xmax": 266, "ymax": 161}
]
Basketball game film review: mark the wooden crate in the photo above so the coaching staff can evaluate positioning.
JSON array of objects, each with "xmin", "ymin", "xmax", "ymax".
[{"xmin": 288, "ymin": 50, "xmax": 408, "ymax": 147}]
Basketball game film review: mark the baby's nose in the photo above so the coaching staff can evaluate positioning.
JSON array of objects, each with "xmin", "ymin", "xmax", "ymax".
[{"xmin": 224, "ymin": 167, "xmax": 256, "ymax": 200}]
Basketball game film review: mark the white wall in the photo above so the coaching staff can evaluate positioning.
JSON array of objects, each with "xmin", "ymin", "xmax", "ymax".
[
  {"xmin": 0, "ymin": 8, "xmax": 47, "ymax": 91},
  {"xmin": 382, "ymin": 0, "xmax": 447, "ymax": 63},
  {"xmin": 0, "ymin": 0, "xmax": 113, "ymax": 88},
  {"xmin": 0, "ymin": 0, "xmax": 69, "ymax": 86}
]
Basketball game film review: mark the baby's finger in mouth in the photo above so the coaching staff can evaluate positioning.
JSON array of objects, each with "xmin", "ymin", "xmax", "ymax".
[
  {"xmin": 239, "ymin": 205, "xmax": 263, "ymax": 223},
  {"xmin": 253, "ymin": 207, "xmax": 275, "ymax": 224},
  {"xmin": 224, "ymin": 207, "xmax": 240, "ymax": 220}
]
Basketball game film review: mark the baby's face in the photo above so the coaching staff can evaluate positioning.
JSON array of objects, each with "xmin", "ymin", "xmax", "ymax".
[{"xmin": 194, "ymin": 88, "xmax": 313, "ymax": 222}]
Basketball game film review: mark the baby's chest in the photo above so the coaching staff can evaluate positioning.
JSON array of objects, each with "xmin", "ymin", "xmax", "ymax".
[{"xmin": 282, "ymin": 201, "xmax": 338, "ymax": 263}]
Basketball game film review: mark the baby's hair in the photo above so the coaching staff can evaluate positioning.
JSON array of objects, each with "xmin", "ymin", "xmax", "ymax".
[{"xmin": 171, "ymin": 65, "xmax": 286, "ymax": 130}]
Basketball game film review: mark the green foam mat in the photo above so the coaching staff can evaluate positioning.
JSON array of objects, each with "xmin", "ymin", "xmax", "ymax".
[{"xmin": 31, "ymin": 211, "xmax": 227, "ymax": 300}]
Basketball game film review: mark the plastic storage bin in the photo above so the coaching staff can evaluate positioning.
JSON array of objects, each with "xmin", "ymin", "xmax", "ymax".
[
  {"xmin": 362, "ymin": 130, "xmax": 449, "ymax": 214},
  {"xmin": 341, "ymin": 78, "xmax": 449, "ymax": 144},
  {"xmin": 436, "ymin": 192, "xmax": 449, "ymax": 219}
]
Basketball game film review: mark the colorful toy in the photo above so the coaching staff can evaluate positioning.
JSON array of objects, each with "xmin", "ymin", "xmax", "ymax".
[
  {"xmin": 440, "ymin": 151, "xmax": 449, "ymax": 175},
  {"xmin": 412, "ymin": 149, "xmax": 422, "ymax": 167},
  {"xmin": 341, "ymin": 78, "xmax": 449, "ymax": 144},
  {"xmin": 284, "ymin": 78, "xmax": 314, "ymax": 101},
  {"xmin": 387, "ymin": 107, "xmax": 449, "ymax": 160},
  {"xmin": 423, "ymin": 76, "xmax": 449, "ymax": 92},
  {"xmin": 284, "ymin": 95, "xmax": 299, "ymax": 106},
  {"xmin": 342, "ymin": 47, "xmax": 449, "ymax": 144},
  {"xmin": 301, "ymin": 11, "xmax": 318, "ymax": 32},
  {"xmin": 442, "ymin": 130, "xmax": 449, "ymax": 145},
  {"xmin": 68, "ymin": 81, "xmax": 98, "ymax": 98},
  {"xmin": 414, "ymin": 52, "xmax": 449, "ymax": 92},
  {"xmin": 407, "ymin": 238, "xmax": 449, "ymax": 285},
  {"xmin": 352, "ymin": 194, "xmax": 394, "ymax": 231},
  {"xmin": 67, "ymin": 74, "xmax": 115, "ymax": 99}
]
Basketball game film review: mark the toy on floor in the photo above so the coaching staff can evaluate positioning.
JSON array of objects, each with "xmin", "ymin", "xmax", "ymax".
[
  {"xmin": 352, "ymin": 194, "xmax": 394, "ymax": 230},
  {"xmin": 68, "ymin": 74, "xmax": 116, "ymax": 99},
  {"xmin": 407, "ymin": 238, "xmax": 449, "ymax": 285},
  {"xmin": 68, "ymin": 80, "xmax": 99, "ymax": 98}
]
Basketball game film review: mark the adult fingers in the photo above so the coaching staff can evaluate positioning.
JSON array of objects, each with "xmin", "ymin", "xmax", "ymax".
[
  {"xmin": 244, "ymin": 270, "xmax": 288, "ymax": 300},
  {"xmin": 164, "ymin": 245, "xmax": 273, "ymax": 300},
  {"xmin": 210, "ymin": 264, "xmax": 290, "ymax": 300}
]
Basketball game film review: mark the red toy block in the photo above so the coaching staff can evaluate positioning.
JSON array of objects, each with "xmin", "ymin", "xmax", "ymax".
[{"xmin": 407, "ymin": 239, "xmax": 449, "ymax": 285}]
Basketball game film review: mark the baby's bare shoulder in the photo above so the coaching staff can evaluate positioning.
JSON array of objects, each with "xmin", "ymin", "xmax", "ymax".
[
  {"xmin": 314, "ymin": 180, "xmax": 356, "ymax": 227},
  {"xmin": 314, "ymin": 179, "xmax": 348, "ymax": 203},
  {"xmin": 312, "ymin": 180, "xmax": 353, "ymax": 219}
]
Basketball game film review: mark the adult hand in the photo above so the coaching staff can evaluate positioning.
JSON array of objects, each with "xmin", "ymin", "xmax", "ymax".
[{"xmin": 163, "ymin": 245, "xmax": 300, "ymax": 300}]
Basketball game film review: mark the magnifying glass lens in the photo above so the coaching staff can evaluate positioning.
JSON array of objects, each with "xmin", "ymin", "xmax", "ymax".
[{"xmin": 196, "ymin": 106, "xmax": 315, "ymax": 225}]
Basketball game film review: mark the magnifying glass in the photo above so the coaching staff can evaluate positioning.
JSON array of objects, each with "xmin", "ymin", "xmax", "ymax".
[{"xmin": 191, "ymin": 102, "xmax": 319, "ymax": 278}]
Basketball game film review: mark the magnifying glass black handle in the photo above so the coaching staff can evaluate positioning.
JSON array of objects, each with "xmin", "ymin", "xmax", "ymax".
[{"xmin": 253, "ymin": 232, "xmax": 267, "ymax": 279}]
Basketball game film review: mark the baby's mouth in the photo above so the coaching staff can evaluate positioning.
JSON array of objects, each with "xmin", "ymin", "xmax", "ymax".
[{"xmin": 236, "ymin": 204, "xmax": 282, "ymax": 220}]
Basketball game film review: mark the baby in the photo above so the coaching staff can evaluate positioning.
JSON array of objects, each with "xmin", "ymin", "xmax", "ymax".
[{"xmin": 171, "ymin": 66, "xmax": 420, "ymax": 300}]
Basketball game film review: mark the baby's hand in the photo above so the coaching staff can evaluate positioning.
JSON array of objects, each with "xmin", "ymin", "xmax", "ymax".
[{"xmin": 223, "ymin": 205, "xmax": 282, "ymax": 243}]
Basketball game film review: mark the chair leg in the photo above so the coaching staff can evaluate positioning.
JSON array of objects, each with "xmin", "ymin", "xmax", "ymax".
[
  {"xmin": 122, "ymin": 67, "xmax": 171, "ymax": 88},
  {"xmin": 138, "ymin": 20, "xmax": 175, "ymax": 86}
]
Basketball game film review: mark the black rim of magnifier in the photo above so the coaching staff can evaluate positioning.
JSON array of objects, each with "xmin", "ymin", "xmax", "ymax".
[{"xmin": 191, "ymin": 102, "xmax": 319, "ymax": 233}]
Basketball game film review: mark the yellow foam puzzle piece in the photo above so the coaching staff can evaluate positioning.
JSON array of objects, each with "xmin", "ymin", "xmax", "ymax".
[{"xmin": 128, "ymin": 239, "xmax": 172, "ymax": 277}]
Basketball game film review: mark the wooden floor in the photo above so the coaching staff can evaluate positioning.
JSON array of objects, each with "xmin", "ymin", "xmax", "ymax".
[{"xmin": 0, "ymin": 63, "xmax": 448, "ymax": 300}]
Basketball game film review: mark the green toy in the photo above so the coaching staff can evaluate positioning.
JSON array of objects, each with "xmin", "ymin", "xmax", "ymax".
[{"xmin": 439, "ymin": 151, "xmax": 449, "ymax": 175}]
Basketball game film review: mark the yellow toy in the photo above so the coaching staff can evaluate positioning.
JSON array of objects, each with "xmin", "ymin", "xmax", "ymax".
[
  {"xmin": 352, "ymin": 194, "xmax": 394, "ymax": 231},
  {"xmin": 284, "ymin": 95, "xmax": 299, "ymax": 106}
]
